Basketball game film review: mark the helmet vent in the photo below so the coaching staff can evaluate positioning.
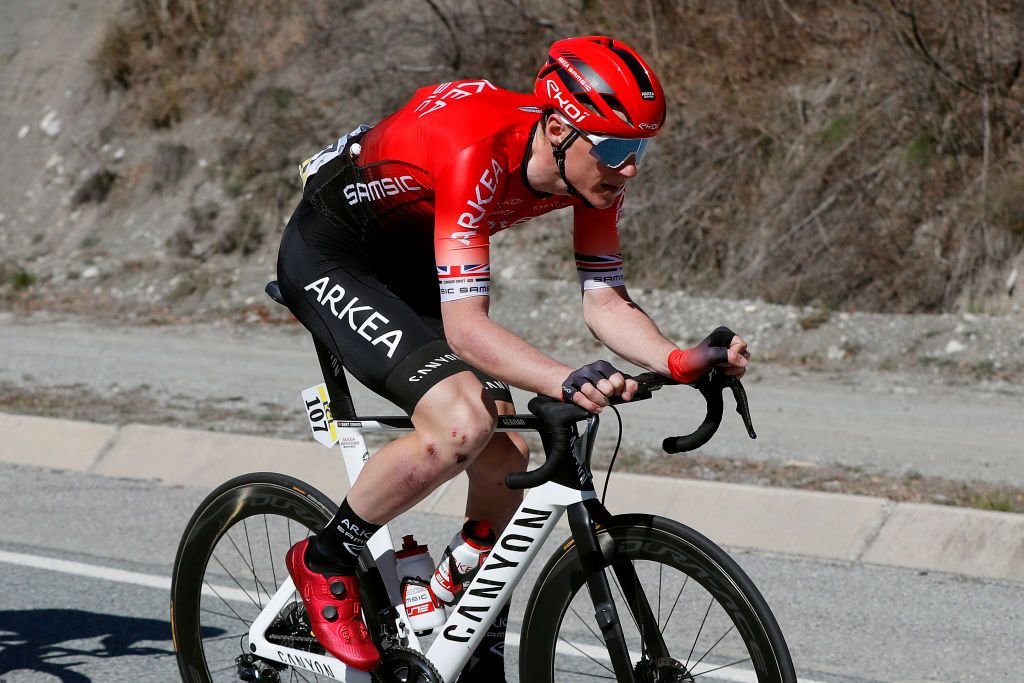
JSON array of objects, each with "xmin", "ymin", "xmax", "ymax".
[
  {"xmin": 611, "ymin": 47, "xmax": 656, "ymax": 101},
  {"xmin": 600, "ymin": 95, "xmax": 634, "ymax": 127}
]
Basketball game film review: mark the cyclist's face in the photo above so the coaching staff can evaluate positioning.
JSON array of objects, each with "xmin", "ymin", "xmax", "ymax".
[
  {"xmin": 550, "ymin": 116, "xmax": 639, "ymax": 210},
  {"xmin": 568, "ymin": 136, "xmax": 638, "ymax": 209}
]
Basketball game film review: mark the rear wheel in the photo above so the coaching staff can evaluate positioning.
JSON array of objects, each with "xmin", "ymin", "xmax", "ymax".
[
  {"xmin": 171, "ymin": 472, "xmax": 338, "ymax": 682},
  {"xmin": 520, "ymin": 514, "xmax": 796, "ymax": 683}
]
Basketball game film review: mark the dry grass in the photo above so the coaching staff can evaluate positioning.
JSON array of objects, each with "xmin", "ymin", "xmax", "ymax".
[
  {"xmin": 91, "ymin": 0, "xmax": 1024, "ymax": 314},
  {"xmin": 93, "ymin": 0, "xmax": 316, "ymax": 127}
]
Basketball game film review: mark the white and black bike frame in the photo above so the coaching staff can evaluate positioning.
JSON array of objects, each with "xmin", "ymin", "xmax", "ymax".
[{"xmin": 246, "ymin": 397, "xmax": 637, "ymax": 683}]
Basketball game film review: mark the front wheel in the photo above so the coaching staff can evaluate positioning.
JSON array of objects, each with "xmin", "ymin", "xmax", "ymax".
[{"xmin": 520, "ymin": 514, "xmax": 796, "ymax": 683}]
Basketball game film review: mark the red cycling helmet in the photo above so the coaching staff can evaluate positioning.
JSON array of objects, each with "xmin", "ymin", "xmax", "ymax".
[{"xmin": 535, "ymin": 36, "xmax": 666, "ymax": 139}]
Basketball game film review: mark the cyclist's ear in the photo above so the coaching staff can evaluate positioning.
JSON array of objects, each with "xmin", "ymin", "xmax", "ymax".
[{"xmin": 544, "ymin": 113, "xmax": 570, "ymax": 145}]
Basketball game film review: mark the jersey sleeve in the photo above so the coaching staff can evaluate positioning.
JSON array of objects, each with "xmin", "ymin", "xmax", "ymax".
[
  {"xmin": 433, "ymin": 142, "xmax": 507, "ymax": 302},
  {"xmin": 572, "ymin": 192, "xmax": 625, "ymax": 290}
]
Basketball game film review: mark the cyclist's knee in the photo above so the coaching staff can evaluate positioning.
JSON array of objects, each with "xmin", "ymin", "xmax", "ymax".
[{"xmin": 413, "ymin": 374, "xmax": 497, "ymax": 470}]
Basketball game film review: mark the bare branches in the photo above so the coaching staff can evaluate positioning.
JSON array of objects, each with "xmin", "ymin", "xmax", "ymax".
[
  {"xmin": 888, "ymin": 0, "xmax": 980, "ymax": 94},
  {"xmin": 421, "ymin": 0, "xmax": 463, "ymax": 70}
]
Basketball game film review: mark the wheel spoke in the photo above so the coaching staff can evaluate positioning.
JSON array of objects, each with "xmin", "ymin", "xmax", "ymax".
[
  {"xmin": 555, "ymin": 666, "xmax": 616, "ymax": 680},
  {"xmin": 692, "ymin": 656, "xmax": 752, "ymax": 677},
  {"xmin": 199, "ymin": 606, "xmax": 249, "ymax": 626},
  {"xmin": 557, "ymin": 636, "xmax": 615, "ymax": 675},
  {"xmin": 657, "ymin": 562, "xmax": 663, "ymax": 630},
  {"xmin": 200, "ymin": 630, "xmax": 248, "ymax": 644},
  {"xmin": 265, "ymin": 514, "xmax": 279, "ymax": 591},
  {"xmin": 685, "ymin": 598, "xmax": 714, "ymax": 670},
  {"xmin": 242, "ymin": 518, "xmax": 262, "ymax": 606},
  {"xmin": 203, "ymin": 578, "xmax": 254, "ymax": 624},
  {"xmin": 211, "ymin": 552, "xmax": 263, "ymax": 610},
  {"xmin": 690, "ymin": 624, "xmax": 735, "ymax": 671},
  {"xmin": 568, "ymin": 604, "xmax": 604, "ymax": 645},
  {"xmin": 662, "ymin": 575, "xmax": 688, "ymax": 632},
  {"xmin": 223, "ymin": 526, "xmax": 273, "ymax": 605},
  {"xmin": 289, "ymin": 667, "xmax": 317, "ymax": 682}
]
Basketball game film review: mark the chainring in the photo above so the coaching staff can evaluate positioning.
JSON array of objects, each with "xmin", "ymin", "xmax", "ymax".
[{"xmin": 371, "ymin": 646, "xmax": 443, "ymax": 683}]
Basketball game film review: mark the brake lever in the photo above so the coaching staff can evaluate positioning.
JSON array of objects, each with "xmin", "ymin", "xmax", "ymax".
[
  {"xmin": 727, "ymin": 377, "xmax": 757, "ymax": 440},
  {"xmin": 693, "ymin": 369, "xmax": 756, "ymax": 440},
  {"xmin": 660, "ymin": 369, "xmax": 756, "ymax": 455}
]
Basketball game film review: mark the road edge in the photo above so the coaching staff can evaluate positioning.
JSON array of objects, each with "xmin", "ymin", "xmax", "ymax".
[{"xmin": 3, "ymin": 412, "xmax": 1021, "ymax": 583}]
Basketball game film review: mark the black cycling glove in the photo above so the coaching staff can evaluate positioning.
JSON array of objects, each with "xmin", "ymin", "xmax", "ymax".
[{"xmin": 561, "ymin": 360, "xmax": 622, "ymax": 403}]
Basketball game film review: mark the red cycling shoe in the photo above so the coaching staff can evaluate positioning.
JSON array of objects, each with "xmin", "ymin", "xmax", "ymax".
[{"xmin": 285, "ymin": 539, "xmax": 381, "ymax": 671}]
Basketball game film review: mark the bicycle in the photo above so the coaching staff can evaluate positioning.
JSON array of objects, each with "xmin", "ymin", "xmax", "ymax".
[{"xmin": 169, "ymin": 281, "xmax": 796, "ymax": 683}]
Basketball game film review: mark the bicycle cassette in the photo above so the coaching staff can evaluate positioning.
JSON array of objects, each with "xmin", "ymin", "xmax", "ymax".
[{"xmin": 372, "ymin": 646, "xmax": 443, "ymax": 683}]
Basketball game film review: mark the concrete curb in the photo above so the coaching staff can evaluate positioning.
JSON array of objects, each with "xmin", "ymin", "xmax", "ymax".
[{"xmin": 3, "ymin": 412, "xmax": 1022, "ymax": 583}]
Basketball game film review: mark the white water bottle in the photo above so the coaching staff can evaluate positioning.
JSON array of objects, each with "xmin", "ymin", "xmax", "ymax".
[
  {"xmin": 396, "ymin": 535, "xmax": 445, "ymax": 634},
  {"xmin": 430, "ymin": 519, "xmax": 497, "ymax": 605}
]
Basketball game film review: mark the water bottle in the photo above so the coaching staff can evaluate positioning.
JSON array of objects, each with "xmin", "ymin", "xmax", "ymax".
[
  {"xmin": 395, "ymin": 535, "xmax": 445, "ymax": 634},
  {"xmin": 430, "ymin": 519, "xmax": 497, "ymax": 605}
]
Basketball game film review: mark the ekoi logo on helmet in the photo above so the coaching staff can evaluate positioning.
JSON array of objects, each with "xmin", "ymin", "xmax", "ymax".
[{"xmin": 545, "ymin": 80, "xmax": 590, "ymax": 126}]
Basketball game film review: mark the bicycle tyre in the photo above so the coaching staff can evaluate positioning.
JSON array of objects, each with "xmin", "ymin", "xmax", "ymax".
[
  {"xmin": 171, "ymin": 472, "xmax": 338, "ymax": 682},
  {"xmin": 520, "ymin": 513, "xmax": 796, "ymax": 683}
]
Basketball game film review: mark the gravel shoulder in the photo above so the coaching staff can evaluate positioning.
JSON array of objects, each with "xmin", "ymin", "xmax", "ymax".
[{"xmin": 3, "ymin": 285, "xmax": 1022, "ymax": 512}]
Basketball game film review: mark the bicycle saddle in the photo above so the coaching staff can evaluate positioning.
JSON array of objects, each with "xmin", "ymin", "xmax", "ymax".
[{"xmin": 265, "ymin": 280, "xmax": 286, "ymax": 306}]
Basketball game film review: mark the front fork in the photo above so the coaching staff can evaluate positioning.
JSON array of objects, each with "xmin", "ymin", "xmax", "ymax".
[{"xmin": 567, "ymin": 501, "xmax": 670, "ymax": 682}]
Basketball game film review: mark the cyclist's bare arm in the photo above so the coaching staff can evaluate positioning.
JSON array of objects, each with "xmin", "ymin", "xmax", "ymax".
[
  {"xmin": 443, "ymin": 296, "xmax": 630, "ymax": 412},
  {"xmin": 581, "ymin": 285, "xmax": 750, "ymax": 378},
  {"xmin": 442, "ymin": 296, "xmax": 570, "ymax": 397},
  {"xmin": 582, "ymin": 285, "xmax": 676, "ymax": 373}
]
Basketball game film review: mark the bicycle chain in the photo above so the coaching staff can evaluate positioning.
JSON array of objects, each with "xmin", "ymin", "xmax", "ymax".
[
  {"xmin": 264, "ymin": 607, "xmax": 322, "ymax": 649},
  {"xmin": 263, "ymin": 612, "xmax": 441, "ymax": 682},
  {"xmin": 265, "ymin": 632, "xmax": 320, "ymax": 647},
  {"xmin": 372, "ymin": 646, "xmax": 443, "ymax": 683}
]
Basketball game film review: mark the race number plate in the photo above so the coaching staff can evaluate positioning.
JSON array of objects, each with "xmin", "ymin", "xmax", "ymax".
[{"xmin": 301, "ymin": 383, "xmax": 338, "ymax": 448}]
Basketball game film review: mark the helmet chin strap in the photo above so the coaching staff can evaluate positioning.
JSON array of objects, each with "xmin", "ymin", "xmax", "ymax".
[{"xmin": 547, "ymin": 114, "xmax": 596, "ymax": 209}]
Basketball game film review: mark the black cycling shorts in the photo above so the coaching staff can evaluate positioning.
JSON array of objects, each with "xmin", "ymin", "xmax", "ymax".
[{"xmin": 276, "ymin": 199, "xmax": 513, "ymax": 415}]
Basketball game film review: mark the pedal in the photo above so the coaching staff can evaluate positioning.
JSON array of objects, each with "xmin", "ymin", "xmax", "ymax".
[{"xmin": 301, "ymin": 383, "xmax": 339, "ymax": 447}]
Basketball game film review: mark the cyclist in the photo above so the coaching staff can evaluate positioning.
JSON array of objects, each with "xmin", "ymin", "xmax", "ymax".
[{"xmin": 276, "ymin": 36, "xmax": 750, "ymax": 678}]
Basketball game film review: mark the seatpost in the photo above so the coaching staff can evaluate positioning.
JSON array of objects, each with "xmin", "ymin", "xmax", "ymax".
[
  {"xmin": 311, "ymin": 336, "xmax": 356, "ymax": 420},
  {"xmin": 566, "ymin": 501, "xmax": 638, "ymax": 683}
]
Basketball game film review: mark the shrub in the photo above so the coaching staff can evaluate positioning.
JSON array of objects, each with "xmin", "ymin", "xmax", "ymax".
[{"xmin": 9, "ymin": 270, "xmax": 36, "ymax": 291}]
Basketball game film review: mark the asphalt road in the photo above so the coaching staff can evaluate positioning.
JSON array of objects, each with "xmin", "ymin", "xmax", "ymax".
[
  {"xmin": 1, "ymin": 314, "xmax": 1022, "ymax": 486},
  {"xmin": 0, "ymin": 463, "xmax": 1021, "ymax": 682}
]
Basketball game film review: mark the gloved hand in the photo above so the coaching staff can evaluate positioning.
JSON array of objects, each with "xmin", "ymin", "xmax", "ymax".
[
  {"xmin": 561, "ymin": 360, "xmax": 634, "ymax": 411},
  {"xmin": 668, "ymin": 326, "xmax": 749, "ymax": 384}
]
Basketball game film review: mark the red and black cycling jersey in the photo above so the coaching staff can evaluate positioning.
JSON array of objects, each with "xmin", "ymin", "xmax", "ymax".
[{"xmin": 298, "ymin": 80, "xmax": 626, "ymax": 303}]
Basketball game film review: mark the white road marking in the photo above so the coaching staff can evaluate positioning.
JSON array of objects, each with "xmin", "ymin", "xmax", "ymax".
[
  {"xmin": 0, "ymin": 549, "xmax": 251, "ymax": 602},
  {"xmin": 0, "ymin": 549, "xmax": 826, "ymax": 682},
  {"xmin": 0, "ymin": 549, "xmax": 172, "ymax": 590}
]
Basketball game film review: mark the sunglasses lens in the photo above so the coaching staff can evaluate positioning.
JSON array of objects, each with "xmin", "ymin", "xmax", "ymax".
[{"xmin": 590, "ymin": 137, "xmax": 653, "ymax": 168}]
